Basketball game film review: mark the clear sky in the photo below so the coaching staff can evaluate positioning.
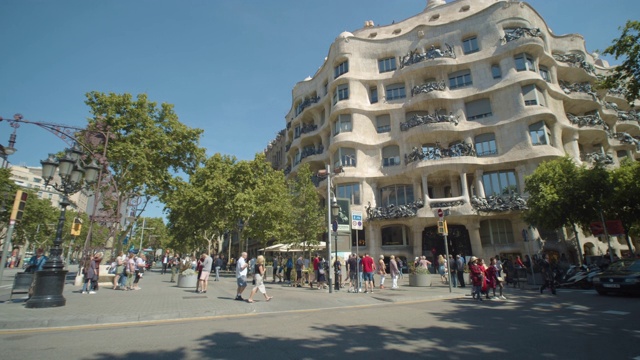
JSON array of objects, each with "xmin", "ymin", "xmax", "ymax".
[{"xmin": 1, "ymin": 0, "xmax": 638, "ymax": 219}]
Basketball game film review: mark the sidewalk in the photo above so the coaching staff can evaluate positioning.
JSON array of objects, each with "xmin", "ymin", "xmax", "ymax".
[{"xmin": 0, "ymin": 268, "xmax": 472, "ymax": 330}]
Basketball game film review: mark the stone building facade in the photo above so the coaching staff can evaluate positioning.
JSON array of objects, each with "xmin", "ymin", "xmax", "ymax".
[{"xmin": 270, "ymin": 0, "xmax": 638, "ymax": 263}]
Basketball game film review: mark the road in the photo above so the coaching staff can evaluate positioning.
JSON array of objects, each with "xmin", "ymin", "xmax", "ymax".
[{"xmin": 0, "ymin": 289, "xmax": 637, "ymax": 360}]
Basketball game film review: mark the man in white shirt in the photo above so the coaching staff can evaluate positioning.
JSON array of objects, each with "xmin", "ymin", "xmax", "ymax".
[{"xmin": 235, "ymin": 252, "xmax": 249, "ymax": 301}]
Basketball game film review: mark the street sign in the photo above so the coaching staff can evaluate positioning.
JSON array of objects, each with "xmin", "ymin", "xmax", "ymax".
[
  {"xmin": 437, "ymin": 208, "xmax": 444, "ymax": 219},
  {"xmin": 351, "ymin": 210, "xmax": 363, "ymax": 230}
]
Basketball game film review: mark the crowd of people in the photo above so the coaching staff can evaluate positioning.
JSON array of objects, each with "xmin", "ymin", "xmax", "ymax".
[{"xmin": 71, "ymin": 247, "xmax": 599, "ymax": 303}]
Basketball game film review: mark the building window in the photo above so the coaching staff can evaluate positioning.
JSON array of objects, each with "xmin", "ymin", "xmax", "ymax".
[
  {"xmin": 539, "ymin": 65, "xmax": 551, "ymax": 82},
  {"xmin": 480, "ymin": 219, "xmax": 515, "ymax": 245},
  {"xmin": 382, "ymin": 145, "xmax": 400, "ymax": 167},
  {"xmin": 351, "ymin": 228, "xmax": 366, "ymax": 247},
  {"xmin": 448, "ymin": 69, "xmax": 472, "ymax": 89},
  {"xmin": 482, "ymin": 170, "xmax": 518, "ymax": 197},
  {"xmin": 465, "ymin": 98, "xmax": 492, "ymax": 120},
  {"xmin": 337, "ymin": 183, "xmax": 361, "ymax": 205},
  {"xmin": 381, "ymin": 225, "xmax": 409, "ymax": 246},
  {"xmin": 378, "ymin": 57, "xmax": 397, "ymax": 73},
  {"xmin": 514, "ymin": 53, "xmax": 536, "ymax": 72},
  {"xmin": 491, "ymin": 64, "xmax": 502, "ymax": 79},
  {"xmin": 379, "ymin": 184, "xmax": 414, "ymax": 207},
  {"xmin": 617, "ymin": 150, "xmax": 628, "ymax": 159},
  {"xmin": 522, "ymin": 84, "xmax": 545, "ymax": 106},
  {"xmin": 323, "ymin": 81, "xmax": 329, "ymax": 96},
  {"xmin": 462, "ymin": 36, "xmax": 479, "ymax": 54},
  {"xmin": 386, "ymin": 83, "xmax": 406, "ymax": 100},
  {"xmin": 376, "ymin": 114, "xmax": 391, "ymax": 133},
  {"xmin": 333, "ymin": 84, "xmax": 349, "ymax": 105},
  {"xmin": 334, "ymin": 60, "xmax": 349, "ymax": 78},
  {"xmin": 370, "ymin": 86, "xmax": 378, "ymax": 104},
  {"xmin": 333, "ymin": 114, "xmax": 352, "ymax": 135},
  {"xmin": 475, "ymin": 133, "xmax": 497, "ymax": 156},
  {"xmin": 335, "ymin": 147, "xmax": 356, "ymax": 168},
  {"xmin": 529, "ymin": 121, "xmax": 550, "ymax": 145}
]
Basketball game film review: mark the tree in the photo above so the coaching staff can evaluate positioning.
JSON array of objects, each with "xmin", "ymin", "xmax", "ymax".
[
  {"xmin": 165, "ymin": 153, "xmax": 238, "ymax": 254},
  {"xmin": 600, "ymin": 20, "xmax": 640, "ymax": 105},
  {"xmin": 82, "ymin": 92, "xmax": 206, "ymax": 252},
  {"xmin": 524, "ymin": 157, "xmax": 586, "ymax": 262},
  {"xmin": 608, "ymin": 159, "xmax": 640, "ymax": 255},
  {"xmin": 288, "ymin": 163, "xmax": 326, "ymax": 253}
]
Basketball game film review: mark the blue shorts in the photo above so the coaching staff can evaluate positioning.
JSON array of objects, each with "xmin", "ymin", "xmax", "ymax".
[
  {"xmin": 363, "ymin": 272, "xmax": 374, "ymax": 281},
  {"xmin": 236, "ymin": 275, "xmax": 247, "ymax": 287}
]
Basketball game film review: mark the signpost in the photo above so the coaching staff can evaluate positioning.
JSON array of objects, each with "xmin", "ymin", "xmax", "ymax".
[
  {"xmin": 437, "ymin": 209, "xmax": 452, "ymax": 293},
  {"xmin": 352, "ymin": 210, "xmax": 363, "ymax": 294}
]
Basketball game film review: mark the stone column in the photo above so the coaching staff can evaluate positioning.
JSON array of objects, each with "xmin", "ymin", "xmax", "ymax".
[
  {"xmin": 460, "ymin": 172, "xmax": 469, "ymax": 203},
  {"xmin": 468, "ymin": 223, "xmax": 484, "ymax": 259},
  {"xmin": 422, "ymin": 173, "xmax": 430, "ymax": 205},
  {"xmin": 474, "ymin": 169, "xmax": 485, "ymax": 198},
  {"xmin": 412, "ymin": 224, "xmax": 423, "ymax": 258}
]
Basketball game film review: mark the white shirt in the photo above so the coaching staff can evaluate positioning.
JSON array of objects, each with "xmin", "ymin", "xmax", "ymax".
[{"xmin": 236, "ymin": 257, "xmax": 247, "ymax": 278}]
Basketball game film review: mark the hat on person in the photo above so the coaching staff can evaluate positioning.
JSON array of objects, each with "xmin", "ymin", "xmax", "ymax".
[
  {"xmin": 469, "ymin": 256, "xmax": 478, "ymax": 263},
  {"xmin": 380, "ymin": 255, "xmax": 384, "ymax": 259}
]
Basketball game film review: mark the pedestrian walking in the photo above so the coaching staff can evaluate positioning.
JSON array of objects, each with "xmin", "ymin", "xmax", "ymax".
[
  {"xmin": 161, "ymin": 250, "xmax": 170, "ymax": 275},
  {"xmin": 214, "ymin": 255, "xmax": 223, "ymax": 281},
  {"xmin": 235, "ymin": 252, "xmax": 249, "ymax": 301},
  {"xmin": 539, "ymin": 253, "xmax": 556, "ymax": 295},
  {"xmin": 247, "ymin": 255, "xmax": 273, "ymax": 303},
  {"xmin": 389, "ymin": 255, "xmax": 399, "ymax": 289},
  {"xmin": 469, "ymin": 256, "xmax": 484, "ymax": 301},
  {"xmin": 170, "ymin": 254, "xmax": 180, "ymax": 283},
  {"xmin": 456, "ymin": 255, "xmax": 466, "ymax": 288},
  {"xmin": 450, "ymin": 255, "xmax": 458, "ymax": 287},
  {"xmin": 378, "ymin": 255, "xmax": 387, "ymax": 289},
  {"xmin": 362, "ymin": 253, "xmax": 375, "ymax": 293}
]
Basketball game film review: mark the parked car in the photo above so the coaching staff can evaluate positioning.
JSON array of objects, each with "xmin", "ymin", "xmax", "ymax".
[{"xmin": 592, "ymin": 258, "xmax": 640, "ymax": 296}]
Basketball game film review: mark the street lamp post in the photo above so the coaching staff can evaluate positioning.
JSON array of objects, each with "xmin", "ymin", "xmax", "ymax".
[
  {"xmin": 331, "ymin": 198, "xmax": 340, "ymax": 291},
  {"xmin": 25, "ymin": 145, "xmax": 99, "ymax": 309},
  {"xmin": 0, "ymin": 117, "xmax": 18, "ymax": 168}
]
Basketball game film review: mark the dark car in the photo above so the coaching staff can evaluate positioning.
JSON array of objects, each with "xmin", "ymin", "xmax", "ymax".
[{"xmin": 592, "ymin": 258, "xmax": 640, "ymax": 296}]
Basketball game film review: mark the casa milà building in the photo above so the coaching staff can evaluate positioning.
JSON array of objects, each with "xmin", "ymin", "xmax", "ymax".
[{"xmin": 278, "ymin": 0, "xmax": 638, "ymax": 263}]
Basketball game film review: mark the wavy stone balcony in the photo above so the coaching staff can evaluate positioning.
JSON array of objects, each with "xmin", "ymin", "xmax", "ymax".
[
  {"xmin": 471, "ymin": 195, "xmax": 528, "ymax": 213},
  {"xmin": 566, "ymin": 112, "xmax": 610, "ymax": 134},
  {"xmin": 501, "ymin": 27, "xmax": 542, "ymax": 44},
  {"xmin": 405, "ymin": 142, "xmax": 476, "ymax": 164},
  {"xmin": 399, "ymin": 44, "xmax": 455, "ymax": 69},
  {"xmin": 553, "ymin": 53, "xmax": 596, "ymax": 75},
  {"xmin": 411, "ymin": 80, "xmax": 446, "ymax": 97},
  {"xmin": 400, "ymin": 111, "xmax": 460, "ymax": 131},
  {"xmin": 366, "ymin": 200, "xmax": 425, "ymax": 221}
]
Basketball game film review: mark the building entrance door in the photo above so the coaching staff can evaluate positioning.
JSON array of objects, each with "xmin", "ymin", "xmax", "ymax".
[{"xmin": 422, "ymin": 224, "xmax": 472, "ymax": 259}]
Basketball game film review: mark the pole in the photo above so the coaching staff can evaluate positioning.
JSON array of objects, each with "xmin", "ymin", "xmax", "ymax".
[
  {"xmin": 356, "ymin": 233, "xmax": 360, "ymax": 293},
  {"xmin": 334, "ymin": 230, "xmax": 339, "ymax": 291},
  {"xmin": 138, "ymin": 217, "xmax": 146, "ymax": 253},
  {"xmin": 443, "ymin": 228, "xmax": 452, "ymax": 293},
  {"xmin": 326, "ymin": 164, "xmax": 332, "ymax": 293}
]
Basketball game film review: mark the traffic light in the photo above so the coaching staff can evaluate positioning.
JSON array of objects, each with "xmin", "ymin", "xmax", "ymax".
[
  {"xmin": 437, "ymin": 220, "xmax": 449, "ymax": 235},
  {"xmin": 10, "ymin": 190, "xmax": 28, "ymax": 221},
  {"xmin": 70, "ymin": 218, "xmax": 82, "ymax": 236}
]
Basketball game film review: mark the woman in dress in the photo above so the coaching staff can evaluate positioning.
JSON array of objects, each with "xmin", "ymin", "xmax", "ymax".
[
  {"xmin": 247, "ymin": 255, "xmax": 273, "ymax": 303},
  {"xmin": 438, "ymin": 255, "xmax": 448, "ymax": 284}
]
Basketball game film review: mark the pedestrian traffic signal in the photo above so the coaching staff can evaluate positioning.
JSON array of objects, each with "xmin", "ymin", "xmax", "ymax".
[
  {"xmin": 70, "ymin": 218, "xmax": 82, "ymax": 236},
  {"xmin": 10, "ymin": 190, "xmax": 28, "ymax": 221},
  {"xmin": 437, "ymin": 220, "xmax": 448, "ymax": 235}
]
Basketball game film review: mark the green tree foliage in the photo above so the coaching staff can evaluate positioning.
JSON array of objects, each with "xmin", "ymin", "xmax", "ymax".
[
  {"xmin": 600, "ymin": 20, "xmax": 640, "ymax": 105},
  {"xmin": 165, "ymin": 153, "xmax": 238, "ymax": 254},
  {"xmin": 288, "ymin": 163, "xmax": 326, "ymax": 250},
  {"xmin": 608, "ymin": 159, "xmax": 640, "ymax": 252},
  {"xmin": 82, "ymin": 92, "xmax": 206, "ymax": 249}
]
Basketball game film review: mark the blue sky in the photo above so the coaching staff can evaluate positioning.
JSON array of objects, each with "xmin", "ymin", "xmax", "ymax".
[{"xmin": 1, "ymin": 0, "xmax": 638, "ymax": 219}]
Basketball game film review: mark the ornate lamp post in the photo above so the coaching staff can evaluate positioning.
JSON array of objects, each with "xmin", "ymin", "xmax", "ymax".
[
  {"xmin": 331, "ymin": 197, "xmax": 340, "ymax": 291},
  {"xmin": 26, "ymin": 144, "xmax": 99, "ymax": 308}
]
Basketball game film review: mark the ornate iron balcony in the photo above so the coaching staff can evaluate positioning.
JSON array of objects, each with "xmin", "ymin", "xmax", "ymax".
[
  {"xmin": 553, "ymin": 53, "xmax": 596, "ymax": 75},
  {"xmin": 501, "ymin": 27, "xmax": 542, "ymax": 44},
  {"xmin": 411, "ymin": 80, "xmax": 446, "ymax": 96},
  {"xmin": 400, "ymin": 111, "xmax": 459, "ymax": 131},
  {"xmin": 471, "ymin": 195, "xmax": 528, "ymax": 213},
  {"xmin": 405, "ymin": 142, "xmax": 476, "ymax": 164},
  {"xmin": 400, "ymin": 44, "xmax": 455, "ymax": 68}
]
